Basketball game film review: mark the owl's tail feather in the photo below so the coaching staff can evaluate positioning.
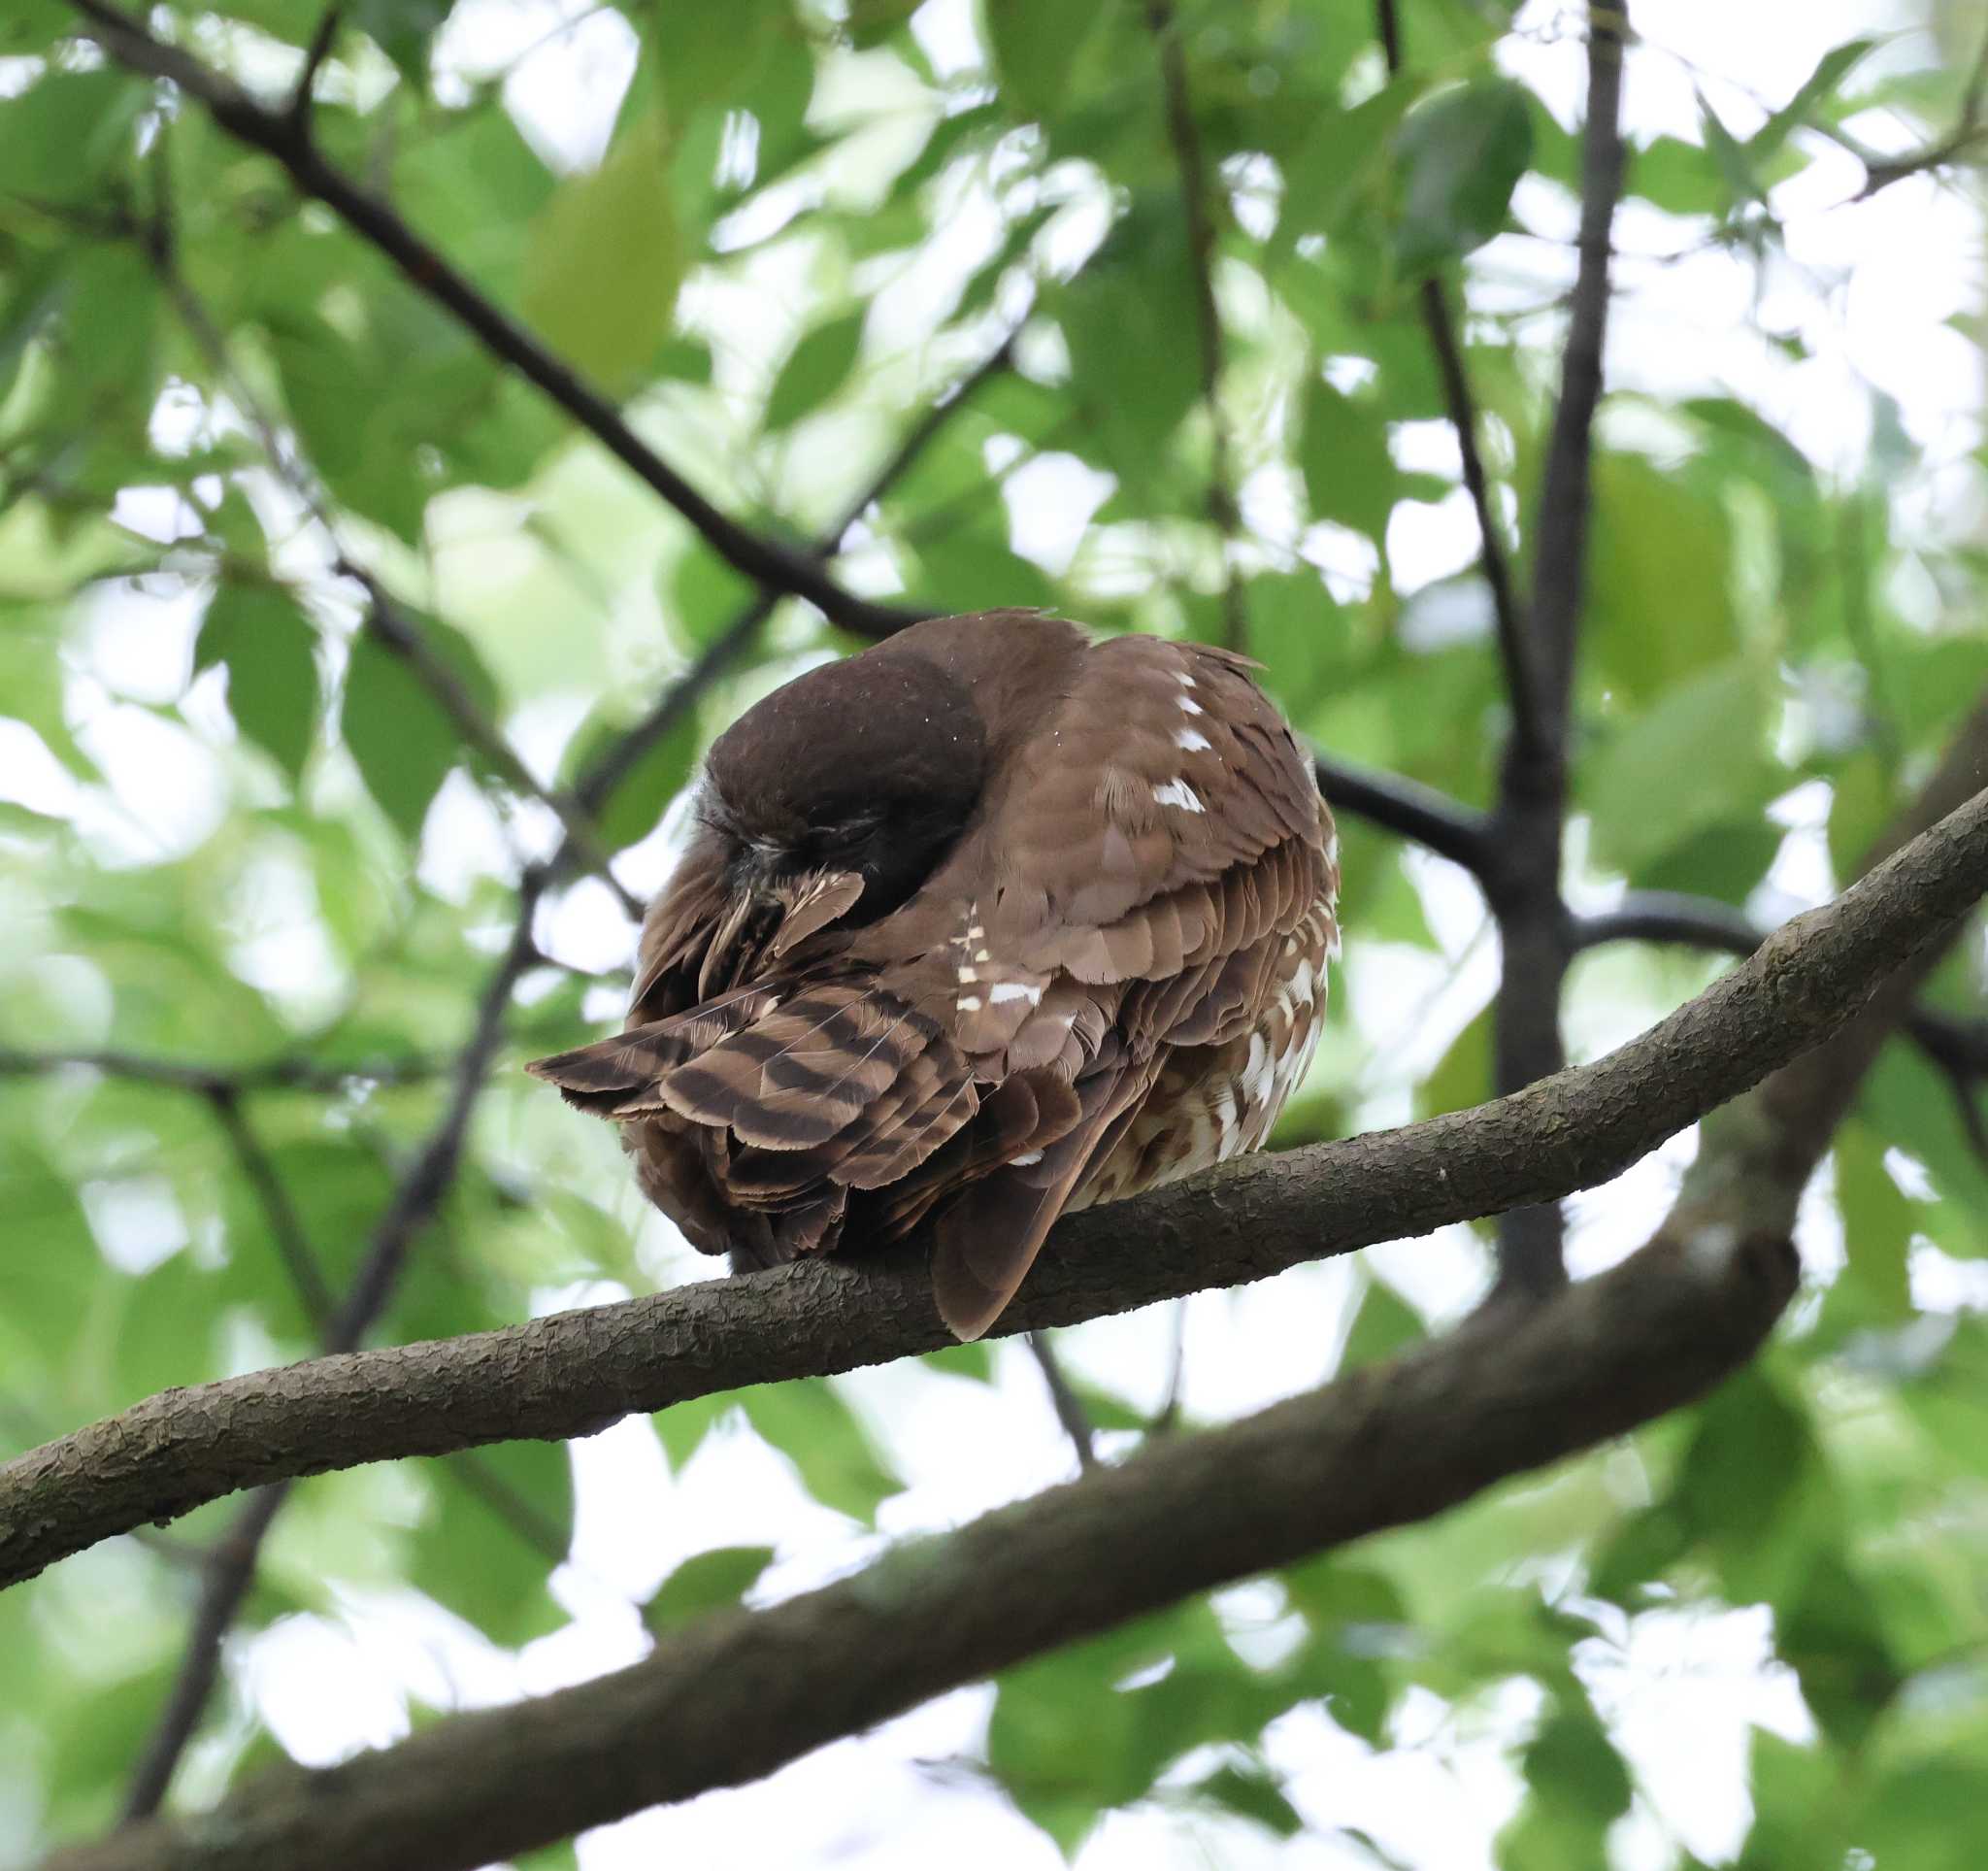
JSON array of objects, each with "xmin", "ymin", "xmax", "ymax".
[{"xmin": 525, "ymin": 986, "xmax": 777, "ymax": 1117}]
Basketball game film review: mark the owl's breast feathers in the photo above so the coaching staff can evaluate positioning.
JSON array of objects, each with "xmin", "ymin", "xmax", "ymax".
[{"xmin": 528, "ymin": 613, "xmax": 1340, "ymax": 1340}]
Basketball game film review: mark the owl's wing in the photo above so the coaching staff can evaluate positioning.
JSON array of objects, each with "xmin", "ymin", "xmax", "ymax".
[{"xmin": 888, "ymin": 636, "xmax": 1333, "ymax": 1338}]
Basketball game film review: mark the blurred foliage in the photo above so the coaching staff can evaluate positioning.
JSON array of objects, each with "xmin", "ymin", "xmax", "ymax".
[{"xmin": 0, "ymin": 0, "xmax": 1985, "ymax": 1866}]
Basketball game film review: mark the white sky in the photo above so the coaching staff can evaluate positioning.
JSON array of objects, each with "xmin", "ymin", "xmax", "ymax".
[{"xmin": 13, "ymin": 0, "xmax": 1986, "ymax": 1866}]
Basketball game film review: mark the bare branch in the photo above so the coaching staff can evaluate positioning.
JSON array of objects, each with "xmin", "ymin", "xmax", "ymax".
[
  {"xmin": 1310, "ymin": 752, "xmax": 1492, "ymax": 876},
  {"xmin": 206, "ymin": 1087, "xmax": 333, "ymax": 1333},
  {"xmin": 7, "ymin": 779, "xmax": 1984, "ymax": 1593},
  {"xmin": 65, "ymin": 0, "xmax": 918, "ymax": 640},
  {"xmin": 1026, "ymin": 1334, "xmax": 1098, "ymax": 1473},
  {"xmin": 1485, "ymin": 0, "xmax": 1631, "ymax": 1299},
  {"xmin": 286, "ymin": 6, "xmax": 340, "ymax": 128},
  {"xmin": 1144, "ymin": 0, "xmax": 1245, "ymax": 651}
]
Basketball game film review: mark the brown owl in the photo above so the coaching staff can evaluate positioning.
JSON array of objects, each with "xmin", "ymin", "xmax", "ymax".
[{"xmin": 528, "ymin": 613, "xmax": 1338, "ymax": 1340}]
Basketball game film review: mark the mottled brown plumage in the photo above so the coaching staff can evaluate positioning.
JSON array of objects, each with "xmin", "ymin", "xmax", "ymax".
[{"xmin": 528, "ymin": 612, "xmax": 1339, "ymax": 1339}]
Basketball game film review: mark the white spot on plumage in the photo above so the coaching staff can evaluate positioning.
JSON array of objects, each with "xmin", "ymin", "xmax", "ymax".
[
  {"xmin": 1176, "ymin": 727, "xmax": 1212, "ymax": 754},
  {"xmin": 1242, "ymin": 1031, "xmax": 1275, "ymax": 1109},
  {"xmin": 1325, "ymin": 830, "xmax": 1341, "ymax": 867},
  {"xmin": 976, "ymin": 948, "xmax": 991, "ymax": 962},
  {"xmin": 1011, "ymin": 1150, "xmax": 1044, "ymax": 1167},
  {"xmin": 957, "ymin": 966, "xmax": 978, "ymax": 984},
  {"xmin": 1152, "ymin": 778, "xmax": 1205, "ymax": 814},
  {"xmin": 990, "ymin": 981, "xmax": 1044, "ymax": 1006},
  {"xmin": 1176, "ymin": 670, "xmax": 1196, "ymax": 688},
  {"xmin": 958, "ymin": 994, "xmax": 983, "ymax": 1012},
  {"xmin": 1177, "ymin": 694, "xmax": 1204, "ymax": 717}
]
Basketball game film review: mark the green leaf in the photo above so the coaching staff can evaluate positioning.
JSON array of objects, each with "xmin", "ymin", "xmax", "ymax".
[
  {"xmin": 0, "ymin": 69, "xmax": 143, "ymax": 204},
  {"xmin": 983, "ymin": 0, "xmax": 1110, "ymax": 120},
  {"xmin": 1280, "ymin": 75, "xmax": 1427, "ymax": 241},
  {"xmin": 1192, "ymin": 1762, "xmax": 1304, "ymax": 1838},
  {"xmin": 738, "ymin": 1379, "xmax": 901, "ymax": 1523},
  {"xmin": 341, "ymin": 617, "xmax": 500, "ymax": 842},
  {"xmin": 352, "ymin": 0, "xmax": 449, "ymax": 82},
  {"xmin": 1673, "ymin": 1367, "xmax": 1833, "ymax": 1603},
  {"xmin": 1585, "ymin": 451, "xmax": 1739, "ymax": 699},
  {"xmin": 1301, "ymin": 378, "xmax": 1396, "ymax": 543},
  {"xmin": 1777, "ymin": 1551, "xmax": 1900, "ymax": 1750},
  {"xmin": 1751, "ymin": 39, "xmax": 1877, "ymax": 165},
  {"xmin": 1391, "ymin": 80, "xmax": 1534, "ymax": 277},
  {"xmin": 196, "ymin": 584, "xmax": 320, "ymax": 785},
  {"xmin": 523, "ymin": 111, "xmax": 683, "ymax": 391},
  {"xmin": 1583, "ymin": 659, "xmax": 1775, "ymax": 873},
  {"xmin": 1057, "ymin": 195, "xmax": 1204, "ymax": 478},
  {"xmin": 1339, "ymin": 1272, "xmax": 1425, "ymax": 1372},
  {"xmin": 765, "ymin": 310, "xmax": 866, "ymax": 432},
  {"xmin": 643, "ymin": 1544, "xmax": 776, "ymax": 1632},
  {"xmin": 411, "ymin": 1444, "xmax": 573, "ymax": 1647},
  {"xmin": 1848, "ymin": 1763, "xmax": 1988, "ymax": 1871}
]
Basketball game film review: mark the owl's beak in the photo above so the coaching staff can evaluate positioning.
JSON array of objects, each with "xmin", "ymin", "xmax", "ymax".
[{"xmin": 696, "ymin": 867, "xmax": 866, "ymax": 998}]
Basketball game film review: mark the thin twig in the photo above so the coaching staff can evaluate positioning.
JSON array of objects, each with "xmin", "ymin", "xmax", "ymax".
[
  {"xmin": 343, "ymin": 564, "xmax": 641, "ymax": 917},
  {"xmin": 0, "ymin": 1049, "xmax": 440, "ymax": 1094},
  {"xmin": 1143, "ymin": 1, "xmax": 1245, "ymax": 651},
  {"xmin": 1026, "ymin": 1332, "xmax": 1098, "ymax": 1472},
  {"xmin": 1571, "ymin": 888, "xmax": 1988, "ymax": 1126},
  {"xmin": 1852, "ymin": 16, "xmax": 1988, "ymax": 199},
  {"xmin": 206, "ymin": 1087, "xmax": 333, "ymax": 1333},
  {"xmin": 286, "ymin": 6, "xmax": 340, "ymax": 127},
  {"xmin": 1311, "ymin": 752, "xmax": 1493, "ymax": 877},
  {"xmin": 66, "ymin": 0, "xmax": 917, "ymax": 640}
]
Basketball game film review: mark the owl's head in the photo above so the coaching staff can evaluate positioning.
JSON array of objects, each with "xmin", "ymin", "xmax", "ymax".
[{"xmin": 700, "ymin": 634, "xmax": 989, "ymax": 919}]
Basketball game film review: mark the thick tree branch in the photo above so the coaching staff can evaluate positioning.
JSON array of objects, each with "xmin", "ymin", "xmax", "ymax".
[
  {"xmin": 1144, "ymin": 0, "xmax": 1245, "ymax": 651},
  {"xmin": 44, "ymin": 1219, "xmax": 1801, "ymax": 1871},
  {"xmin": 66, "ymin": 0, "xmax": 916, "ymax": 640},
  {"xmin": 7, "ymin": 780, "xmax": 1985, "ymax": 1593}
]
